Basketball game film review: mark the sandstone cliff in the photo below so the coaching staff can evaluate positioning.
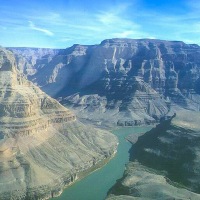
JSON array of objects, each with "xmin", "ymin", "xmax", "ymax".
[
  {"xmin": 0, "ymin": 47, "xmax": 117, "ymax": 200},
  {"xmin": 8, "ymin": 39, "xmax": 200, "ymax": 126}
]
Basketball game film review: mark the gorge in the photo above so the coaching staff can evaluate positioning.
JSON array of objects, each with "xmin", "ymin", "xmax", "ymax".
[
  {"xmin": 107, "ymin": 109, "xmax": 200, "ymax": 199},
  {"xmin": 9, "ymin": 38, "xmax": 200, "ymax": 127},
  {"xmin": 1, "ymin": 38, "xmax": 200, "ymax": 200},
  {"xmin": 0, "ymin": 47, "xmax": 117, "ymax": 199}
]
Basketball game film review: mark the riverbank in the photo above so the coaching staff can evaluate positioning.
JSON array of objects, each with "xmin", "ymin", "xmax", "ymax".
[
  {"xmin": 51, "ymin": 150, "xmax": 117, "ymax": 199},
  {"xmin": 107, "ymin": 110, "xmax": 200, "ymax": 199},
  {"xmin": 53, "ymin": 126, "xmax": 152, "ymax": 200}
]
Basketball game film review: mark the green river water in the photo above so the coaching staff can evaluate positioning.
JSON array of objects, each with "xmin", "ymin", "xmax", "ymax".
[{"xmin": 53, "ymin": 126, "xmax": 152, "ymax": 200}]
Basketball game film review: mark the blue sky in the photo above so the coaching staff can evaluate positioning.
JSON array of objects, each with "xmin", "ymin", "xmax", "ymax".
[{"xmin": 0, "ymin": 0, "xmax": 200, "ymax": 48}]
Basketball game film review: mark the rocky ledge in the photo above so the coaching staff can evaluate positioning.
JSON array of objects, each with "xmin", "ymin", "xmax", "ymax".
[
  {"xmin": 107, "ymin": 109, "xmax": 200, "ymax": 199},
  {"xmin": 0, "ymin": 47, "xmax": 118, "ymax": 200},
  {"xmin": 63, "ymin": 76, "xmax": 169, "ymax": 128},
  {"xmin": 9, "ymin": 39, "xmax": 200, "ymax": 127}
]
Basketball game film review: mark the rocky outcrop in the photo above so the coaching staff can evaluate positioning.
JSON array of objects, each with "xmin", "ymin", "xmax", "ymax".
[
  {"xmin": 107, "ymin": 109, "xmax": 200, "ymax": 199},
  {"xmin": 8, "ymin": 39, "xmax": 200, "ymax": 126},
  {"xmin": 0, "ymin": 47, "xmax": 118, "ymax": 199},
  {"xmin": 64, "ymin": 76, "xmax": 168, "ymax": 128},
  {"xmin": 9, "ymin": 39, "xmax": 200, "ymax": 96},
  {"xmin": 7, "ymin": 47, "xmax": 60, "ymax": 76}
]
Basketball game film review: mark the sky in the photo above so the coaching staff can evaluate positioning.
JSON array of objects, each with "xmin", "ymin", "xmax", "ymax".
[{"xmin": 0, "ymin": 0, "xmax": 200, "ymax": 48}]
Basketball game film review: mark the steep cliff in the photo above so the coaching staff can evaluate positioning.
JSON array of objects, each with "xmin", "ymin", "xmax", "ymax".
[
  {"xmin": 9, "ymin": 39, "xmax": 200, "ymax": 126},
  {"xmin": 8, "ymin": 47, "xmax": 60, "ymax": 76},
  {"xmin": 107, "ymin": 109, "xmax": 200, "ymax": 199},
  {"xmin": 64, "ymin": 76, "xmax": 168, "ymax": 128},
  {"xmin": 0, "ymin": 47, "xmax": 118, "ymax": 199}
]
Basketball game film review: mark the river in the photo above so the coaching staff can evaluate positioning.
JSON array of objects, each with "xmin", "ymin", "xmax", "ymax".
[{"xmin": 53, "ymin": 126, "xmax": 152, "ymax": 200}]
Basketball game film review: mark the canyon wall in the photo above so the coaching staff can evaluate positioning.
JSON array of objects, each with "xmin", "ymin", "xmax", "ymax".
[
  {"xmin": 9, "ymin": 39, "xmax": 200, "ymax": 126},
  {"xmin": 107, "ymin": 109, "xmax": 200, "ymax": 199},
  {"xmin": 0, "ymin": 47, "xmax": 117, "ymax": 199}
]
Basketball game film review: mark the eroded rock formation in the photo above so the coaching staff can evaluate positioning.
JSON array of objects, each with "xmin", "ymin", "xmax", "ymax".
[
  {"xmin": 107, "ymin": 109, "xmax": 200, "ymax": 199},
  {"xmin": 0, "ymin": 47, "xmax": 118, "ymax": 199},
  {"xmin": 8, "ymin": 39, "xmax": 200, "ymax": 126},
  {"xmin": 64, "ymin": 76, "xmax": 168, "ymax": 128}
]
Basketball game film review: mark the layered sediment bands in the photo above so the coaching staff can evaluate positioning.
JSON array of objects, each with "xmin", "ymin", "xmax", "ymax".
[
  {"xmin": 107, "ymin": 109, "xmax": 200, "ymax": 199},
  {"xmin": 9, "ymin": 39, "xmax": 200, "ymax": 126},
  {"xmin": 64, "ymin": 77, "xmax": 169, "ymax": 127},
  {"xmin": 0, "ymin": 48, "xmax": 118, "ymax": 200},
  {"xmin": 9, "ymin": 39, "xmax": 200, "ymax": 99}
]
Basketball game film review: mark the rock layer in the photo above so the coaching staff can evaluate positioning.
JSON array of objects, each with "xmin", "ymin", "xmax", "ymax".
[
  {"xmin": 64, "ymin": 76, "xmax": 168, "ymax": 127},
  {"xmin": 8, "ymin": 39, "xmax": 200, "ymax": 98},
  {"xmin": 8, "ymin": 39, "xmax": 200, "ymax": 126},
  {"xmin": 0, "ymin": 47, "xmax": 118, "ymax": 199}
]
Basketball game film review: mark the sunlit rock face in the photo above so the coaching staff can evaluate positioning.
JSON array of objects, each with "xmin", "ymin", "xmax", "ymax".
[
  {"xmin": 9, "ymin": 39, "xmax": 200, "ymax": 126},
  {"xmin": 0, "ymin": 48, "xmax": 117, "ymax": 199}
]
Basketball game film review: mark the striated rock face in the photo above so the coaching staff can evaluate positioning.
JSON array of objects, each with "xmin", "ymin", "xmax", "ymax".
[
  {"xmin": 7, "ymin": 47, "xmax": 60, "ymax": 76},
  {"xmin": 8, "ymin": 45, "xmax": 92, "ymax": 97},
  {"xmin": 9, "ymin": 39, "xmax": 200, "ymax": 95},
  {"xmin": 107, "ymin": 109, "xmax": 200, "ymax": 199},
  {"xmin": 0, "ymin": 47, "xmax": 118, "ymax": 200},
  {"xmin": 64, "ymin": 76, "xmax": 168, "ymax": 128},
  {"xmin": 9, "ymin": 39, "xmax": 200, "ymax": 126}
]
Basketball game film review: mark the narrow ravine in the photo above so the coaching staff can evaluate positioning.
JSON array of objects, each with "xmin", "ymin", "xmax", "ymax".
[{"xmin": 53, "ymin": 126, "xmax": 152, "ymax": 200}]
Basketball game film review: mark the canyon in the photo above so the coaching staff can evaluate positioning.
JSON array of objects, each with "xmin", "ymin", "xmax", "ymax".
[
  {"xmin": 0, "ymin": 47, "xmax": 117, "ymax": 199},
  {"xmin": 2, "ymin": 38, "xmax": 200, "ymax": 199},
  {"xmin": 107, "ymin": 108, "xmax": 200, "ymax": 199},
  {"xmin": 9, "ymin": 38, "xmax": 200, "ymax": 127}
]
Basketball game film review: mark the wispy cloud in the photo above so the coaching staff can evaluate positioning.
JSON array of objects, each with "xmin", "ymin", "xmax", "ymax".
[
  {"xmin": 28, "ymin": 21, "xmax": 54, "ymax": 36},
  {"xmin": 59, "ymin": 37, "xmax": 73, "ymax": 42},
  {"xmin": 126, "ymin": 1, "xmax": 200, "ymax": 45},
  {"xmin": 113, "ymin": 31, "xmax": 141, "ymax": 38},
  {"xmin": 95, "ymin": 8, "xmax": 150, "ymax": 40},
  {"xmin": 41, "ymin": 3, "xmax": 150, "ymax": 45},
  {"xmin": 0, "ymin": 1, "xmax": 153, "ymax": 47},
  {"xmin": 1, "ymin": 0, "xmax": 200, "ymax": 48}
]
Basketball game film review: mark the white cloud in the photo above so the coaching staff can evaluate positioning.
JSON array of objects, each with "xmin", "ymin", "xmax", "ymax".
[
  {"xmin": 4, "ymin": 0, "xmax": 199, "ymax": 48},
  {"xmin": 28, "ymin": 21, "xmax": 54, "ymax": 36},
  {"xmin": 94, "ymin": 9, "xmax": 152, "ymax": 41},
  {"xmin": 97, "ymin": 13, "xmax": 118, "ymax": 25},
  {"xmin": 59, "ymin": 37, "xmax": 72, "ymax": 42},
  {"xmin": 113, "ymin": 30, "xmax": 135, "ymax": 38}
]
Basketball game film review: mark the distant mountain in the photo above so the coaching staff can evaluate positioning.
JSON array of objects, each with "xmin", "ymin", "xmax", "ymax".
[
  {"xmin": 7, "ymin": 47, "xmax": 60, "ymax": 76},
  {"xmin": 8, "ymin": 38, "xmax": 200, "ymax": 127},
  {"xmin": 0, "ymin": 47, "xmax": 117, "ymax": 199}
]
